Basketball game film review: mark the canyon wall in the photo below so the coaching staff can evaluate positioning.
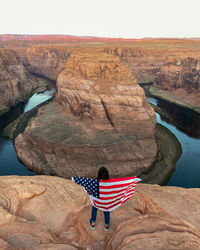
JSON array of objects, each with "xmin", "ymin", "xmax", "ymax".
[
  {"xmin": 154, "ymin": 57, "xmax": 200, "ymax": 106},
  {"xmin": 0, "ymin": 49, "xmax": 39, "ymax": 114},
  {"xmin": 104, "ymin": 47, "xmax": 164, "ymax": 83},
  {"xmin": 18, "ymin": 46, "xmax": 70, "ymax": 80},
  {"xmin": 104, "ymin": 46, "xmax": 200, "ymax": 107},
  {"xmin": 15, "ymin": 50, "xmax": 157, "ymax": 178},
  {"xmin": 0, "ymin": 175, "xmax": 199, "ymax": 249}
]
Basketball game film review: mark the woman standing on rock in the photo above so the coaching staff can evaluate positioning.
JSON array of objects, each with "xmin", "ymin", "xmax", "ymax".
[
  {"xmin": 72, "ymin": 167, "xmax": 141, "ymax": 231},
  {"xmin": 90, "ymin": 167, "xmax": 110, "ymax": 231}
]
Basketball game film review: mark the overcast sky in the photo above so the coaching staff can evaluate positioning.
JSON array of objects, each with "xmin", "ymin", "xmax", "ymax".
[{"xmin": 0, "ymin": 0, "xmax": 200, "ymax": 38}]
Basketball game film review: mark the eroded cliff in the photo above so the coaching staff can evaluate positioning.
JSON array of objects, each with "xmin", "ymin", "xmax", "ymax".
[
  {"xmin": 154, "ymin": 57, "xmax": 200, "ymax": 106},
  {"xmin": 104, "ymin": 45, "xmax": 200, "ymax": 108},
  {"xmin": 18, "ymin": 46, "xmax": 70, "ymax": 80},
  {"xmin": 0, "ymin": 49, "xmax": 39, "ymax": 114}
]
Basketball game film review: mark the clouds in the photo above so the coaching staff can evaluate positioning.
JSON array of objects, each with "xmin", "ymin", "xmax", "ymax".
[{"xmin": 0, "ymin": 0, "xmax": 200, "ymax": 38}]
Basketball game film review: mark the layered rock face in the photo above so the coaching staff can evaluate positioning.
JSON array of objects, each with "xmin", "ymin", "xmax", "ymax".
[
  {"xmin": 18, "ymin": 46, "xmax": 70, "ymax": 80},
  {"xmin": 56, "ymin": 50, "xmax": 156, "ymax": 134},
  {"xmin": 105, "ymin": 46, "xmax": 200, "ymax": 108},
  {"xmin": 0, "ymin": 49, "xmax": 39, "ymax": 113},
  {"xmin": 154, "ymin": 57, "xmax": 200, "ymax": 106},
  {"xmin": 104, "ymin": 47, "xmax": 164, "ymax": 83},
  {"xmin": 15, "ymin": 51, "xmax": 157, "ymax": 178},
  {"xmin": 0, "ymin": 175, "xmax": 199, "ymax": 249}
]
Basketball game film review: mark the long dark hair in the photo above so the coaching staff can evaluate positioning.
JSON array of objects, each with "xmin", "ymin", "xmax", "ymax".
[{"xmin": 97, "ymin": 167, "xmax": 109, "ymax": 180}]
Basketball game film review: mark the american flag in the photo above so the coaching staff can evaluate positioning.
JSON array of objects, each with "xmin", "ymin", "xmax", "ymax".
[{"xmin": 72, "ymin": 176, "xmax": 141, "ymax": 211}]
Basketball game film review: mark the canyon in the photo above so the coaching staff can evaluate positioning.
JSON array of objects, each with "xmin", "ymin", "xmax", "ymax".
[
  {"xmin": 1, "ymin": 36, "xmax": 200, "ymax": 249},
  {"xmin": 14, "ymin": 50, "xmax": 157, "ymax": 178},
  {"xmin": 2, "ymin": 37, "xmax": 199, "ymax": 110},
  {"xmin": 1, "ymin": 37, "xmax": 200, "ymax": 178},
  {"xmin": 0, "ymin": 175, "xmax": 199, "ymax": 249}
]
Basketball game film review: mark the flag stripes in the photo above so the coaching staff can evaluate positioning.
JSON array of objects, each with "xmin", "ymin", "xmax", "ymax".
[{"xmin": 90, "ymin": 177, "xmax": 141, "ymax": 211}]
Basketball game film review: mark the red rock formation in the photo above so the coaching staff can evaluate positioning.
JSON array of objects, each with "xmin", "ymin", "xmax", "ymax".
[
  {"xmin": 15, "ymin": 51, "xmax": 157, "ymax": 178},
  {"xmin": 0, "ymin": 176, "xmax": 199, "ymax": 249},
  {"xmin": 56, "ymin": 50, "xmax": 156, "ymax": 135},
  {"xmin": 0, "ymin": 49, "xmax": 39, "ymax": 114}
]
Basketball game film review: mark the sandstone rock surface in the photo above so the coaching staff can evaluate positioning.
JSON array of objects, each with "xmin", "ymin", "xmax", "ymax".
[
  {"xmin": 0, "ymin": 176, "xmax": 199, "ymax": 249},
  {"xmin": 15, "ymin": 51, "xmax": 157, "ymax": 178},
  {"xmin": 0, "ymin": 49, "xmax": 39, "ymax": 114},
  {"xmin": 56, "ymin": 50, "xmax": 156, "ymax": 134}
]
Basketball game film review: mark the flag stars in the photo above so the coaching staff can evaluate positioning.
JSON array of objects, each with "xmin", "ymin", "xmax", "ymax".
[{"xmin": 72, "ymin": 177, "xmax": 99, "ymax": 198}]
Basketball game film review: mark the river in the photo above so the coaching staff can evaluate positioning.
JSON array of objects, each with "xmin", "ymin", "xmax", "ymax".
[
  {"xmin": 0, "ymin": 91, "xmax": 199, "ymax": 188},
  {"xmin": 0, "ymin": 87, "xmax": 55, "ymax": 176},
  {"xmin": 147, "ymin": 97, "xmax": 200, "ymax": 188}
]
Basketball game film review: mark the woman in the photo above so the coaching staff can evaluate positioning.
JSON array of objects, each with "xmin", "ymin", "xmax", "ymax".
[
  {"xmin": 72, "ymin": 167, "xmax": 141, "ymax": 232},
  {"xmin": 89, "ymin": 167, "xmax": 110, "ymax": 231}
]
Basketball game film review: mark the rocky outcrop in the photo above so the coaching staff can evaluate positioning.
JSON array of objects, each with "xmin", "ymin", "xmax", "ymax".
[
  {"xmin": 56, "ymin": 50, "xmax": 156, "ymax": 133},
  {"xmin": 15, "ymin": 51, "xmax": 157, "ymax": 178},
  {"xmin": 0, "ymin": 175, "xmax": 199, "ymax": 249},
  {"xmin": 0, "ymin": 49, "xmax": 39, "ymax": 114}
]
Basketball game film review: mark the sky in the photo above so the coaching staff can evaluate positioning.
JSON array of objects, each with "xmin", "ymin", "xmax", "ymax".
[{"xmin": 0, "ymin": 0, "xmax": 200, "ymax": 38}]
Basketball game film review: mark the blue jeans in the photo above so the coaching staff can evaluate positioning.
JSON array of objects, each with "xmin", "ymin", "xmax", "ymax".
[{"xmin": 91, "ymin": 206, "xmax": 110, "ymax": 226}]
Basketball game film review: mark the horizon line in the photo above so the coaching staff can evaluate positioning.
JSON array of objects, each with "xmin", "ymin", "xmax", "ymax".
[{"xmin": 0, "ymin": 34, "xmax": 200, "ymax": 40}]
